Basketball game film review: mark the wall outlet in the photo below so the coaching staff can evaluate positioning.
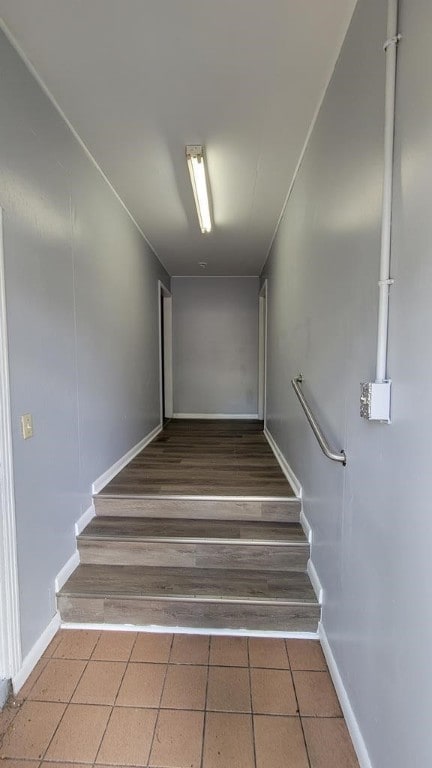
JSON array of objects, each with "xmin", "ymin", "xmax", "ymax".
[{"xmin": 21, "ymin": 413, "xmax": 34, "ymax": 439}]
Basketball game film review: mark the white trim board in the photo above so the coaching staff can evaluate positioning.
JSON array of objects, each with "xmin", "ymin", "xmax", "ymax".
[
  {"xmin": 264, "ymin": 427, "xmax": 302, "ymax": 498},
  {"xmin": 307, "ymin": 559, "xmax": 323, "ymax": 604},
  {"xmin": 75, "ymin": 504, "xmax": 95, "ymax": 536},
  {"xmin": 172, "ymin": 413, "xmax": 260, "ymax": 420},
  {"xmin": 54, "ymin": 551, "xmax": 80, "ymax": 593},
  {"xmin": 12, "ymin": 612, "xmax": 61, "ymax": 694},
  {"xmin": 92, "ymin": 423, "xmax": 162, "ymax": 495},
  {"xmin": 300, "ymin": 510, "xmax": 312, "ymax": 543},
  {"xmin": 62, "ymin": 622, "xmax": 318, "ymax": 640},
  {"xmin": 319, "ymin": 623, "xmax": 373, "ymax": 768},
  {"xmin": 0, "ymin": 208, "xmax": 22, "ymax": 680}
]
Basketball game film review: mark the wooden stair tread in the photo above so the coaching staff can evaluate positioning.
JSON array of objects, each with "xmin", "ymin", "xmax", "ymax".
[
  {"xmin": 79, "ymin": 517, "xmax": 307, "ymax": 545},
  {"xmin": 59, "ymin": 564, "xmax": 318, "ymax": 605}
]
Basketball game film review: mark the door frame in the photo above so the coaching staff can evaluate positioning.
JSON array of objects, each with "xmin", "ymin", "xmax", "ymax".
[
  {"xmin": 258, "ymin": 279, "xmax": 268, "ymax": 425},
  {"xmin": 0, "ymin": 208, "xmax": 22, "ymax": 684},
  {"xmin": 158, "ymin": 280, "xmax": 173, "ymax": 425}
]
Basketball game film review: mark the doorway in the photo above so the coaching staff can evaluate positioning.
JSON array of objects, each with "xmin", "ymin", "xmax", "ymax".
[
  {"xmin": 158, "ymin": 280, "xmax": 173, "ymax": 425},
  {"xmin": 0, "ymin": 208, "xmax": 21, "ymax": 694},
  {"xmin": 258, "ymin": 280, "xmax": 268, "ymax": 424}
]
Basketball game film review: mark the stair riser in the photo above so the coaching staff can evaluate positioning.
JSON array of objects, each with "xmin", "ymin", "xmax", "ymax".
[
  {"xmin": 94, "ymin": 497, "xmax": 300, "ymax": 522},
  {"xmin": 78, "ymin": 539, "xmax": 309, "ymax": 572},
  {"xmin": 58, "ymin": 595, "xmax": 320, "ymax": 632}
]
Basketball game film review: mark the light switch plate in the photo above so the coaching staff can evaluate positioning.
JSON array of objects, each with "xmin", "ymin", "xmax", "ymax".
[{"xmin": 21, "ymin": 413, "xmax": 33, "ymax": 439}]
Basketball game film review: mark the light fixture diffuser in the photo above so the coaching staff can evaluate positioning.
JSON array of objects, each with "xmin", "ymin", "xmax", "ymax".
[{"xmin": 185, "ymin": 145, "xmax": 212, "ymax": 233}]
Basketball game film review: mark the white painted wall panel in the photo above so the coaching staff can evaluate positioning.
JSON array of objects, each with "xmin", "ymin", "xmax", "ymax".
[
  {"xmin": 172, "ymin": 277, "xmax": 259, "ymax": 415},
  {"xmin": 262, "ymin": 1, "xmax": 432, "ymax": 766},
  {"xmin": 0, "ymin": 29, "xmax": 169, "ymax": 657}
]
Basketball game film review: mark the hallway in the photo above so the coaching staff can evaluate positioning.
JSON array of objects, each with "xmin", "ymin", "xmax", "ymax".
[{"xmin": 0, "ymin": 630, "xmax": 359, "ymax": 768}]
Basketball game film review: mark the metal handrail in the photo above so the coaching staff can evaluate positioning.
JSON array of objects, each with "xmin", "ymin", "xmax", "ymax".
[{"xmin": 291, "ymin": 375, "xmax": 346, "ymax": 466}]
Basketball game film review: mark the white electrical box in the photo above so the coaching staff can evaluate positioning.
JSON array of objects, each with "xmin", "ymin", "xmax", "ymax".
[{"xmin": 360, "ymin": 381, "xmax": 391, "ymax": 423}]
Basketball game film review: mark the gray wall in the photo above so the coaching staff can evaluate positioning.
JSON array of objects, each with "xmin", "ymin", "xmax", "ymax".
[
  {"xmin": 262, "ymin": 1, "xmax": 432, "ymax": 766},
  {"xmin": 172, "ymin": 276, "xmax": 259, "ymax": 415},
  {"xmin": 0, "ymin": 29, "xmax": 169, "ymax": 658}
]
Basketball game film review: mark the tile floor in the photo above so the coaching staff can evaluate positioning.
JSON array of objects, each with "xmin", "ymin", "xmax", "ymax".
[{"xmin": 0, "ymin": 630, "xmax": 359, "ymax": 768}]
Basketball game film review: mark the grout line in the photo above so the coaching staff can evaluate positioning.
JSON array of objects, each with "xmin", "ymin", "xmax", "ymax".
[
  {"xmin": 288, "ymin": 646, "xmax": 312, "ymax": 768},
  {"xmin": 247, "ymin": 637, "xmax": 258, "ymax": 768},
  {"xmin": 199, "ymin": 635, "xmax": 211, "ymax": 768},
  {"xmin": 146, "ymin": 633, "xmax": 175, "ymax": 764}
]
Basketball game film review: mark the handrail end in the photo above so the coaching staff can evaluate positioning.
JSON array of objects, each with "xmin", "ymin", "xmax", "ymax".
[{"xmin": 341, "ymin": 450, "xmax": 347, "ymax": 467}]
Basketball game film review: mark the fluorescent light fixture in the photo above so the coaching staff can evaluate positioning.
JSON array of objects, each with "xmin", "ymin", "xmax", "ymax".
[{"xmin": 185, "ymin": 145, "xmax": 212, "ymax": 233}]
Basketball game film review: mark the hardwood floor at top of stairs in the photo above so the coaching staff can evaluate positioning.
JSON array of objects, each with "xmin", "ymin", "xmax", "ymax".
[{"xmin": 99, "ymin": 419, "xmax": 295, "ymax": 498}]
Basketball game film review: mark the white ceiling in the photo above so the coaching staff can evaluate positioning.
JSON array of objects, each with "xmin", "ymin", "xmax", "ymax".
[{"xmin": 0, "ymin": 0, "xmax": 356, "ymax": 275}]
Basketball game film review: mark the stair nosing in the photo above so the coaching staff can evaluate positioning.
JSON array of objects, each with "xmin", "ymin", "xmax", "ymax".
[
  {"xmin": 78, "ymin": 534, "xmax": 308, "ymax": 547},
  {"xmin": 58, "ymin": 590, "xmax": 318, "ymax": 606},
  {"xmin": 95, "ymin": 493, "xmax": 299, "ymax": 502}
]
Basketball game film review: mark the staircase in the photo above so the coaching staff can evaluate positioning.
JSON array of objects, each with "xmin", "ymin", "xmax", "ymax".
[{"xmin": 58, "ymin": 421, "xmax": 320, "ymax": 633}]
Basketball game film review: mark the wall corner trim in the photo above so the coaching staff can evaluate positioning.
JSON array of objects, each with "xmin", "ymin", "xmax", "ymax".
[
  {"xmin": 75, "ymin": 504, "xmax": 95, "ymax": 536},
  {"xmin": 92, "ymin": 423, "xmax": 162, "ymax": 495},
  {"xmin": 307, "ymin": 558, "xmax": 323, "ymax": 604},
  {"xmin": 0, "ymin": 678, "xmax": 10, "ymax": 709},
  {"xmin": 319, "ymin": 623, "xmax": 373, "ymax": 768},
  {"xmin": 12, "ymin": 612, "xmax": 61, "ymax": 694},
  {"xmin": 54, "ymin": 551, "xmax": 80, "ymax": 594},
  {"xmin": 264, "ymin": 427, "xmax": 302, "ymax": 498}
]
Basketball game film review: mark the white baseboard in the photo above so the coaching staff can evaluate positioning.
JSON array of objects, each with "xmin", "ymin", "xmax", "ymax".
[
  {"xmin": 172, "ymin": 413, "xmax": 260, "ymax": 420},
  {"xmin": 61, "ymin": 622, "xmax": 318, "ymax": 639},
  {"xmin": 319, "ymin": 622, "xmax": 373, "ymax": 768},
  {"xmin": 0, "ymin": 677, "xmax": 10, "ymax": 708},
  {"xmin": 92, "ymin": 423, "xmax": 162, "ymax": 494},
  {"xmin": 55, "ymin": 551, "xmax": 80, "ymax": 593},
  {"xmin": 264, "ymin": 427, "xmax": 302, "ymax": 497},
  {"xmin": 75, "ymin": 504, "xmax": 95, "ymax": 536},
  {"xmin": 307, "ymin": 559, "xmax": 323, "ymax": 604},
  {"xmin": 300, "ymin": 510, "xmax": 312, "ymax": 543},
  {"xmin": 12, "ymin": 612, "xmax": 61, "ymax": 694}
]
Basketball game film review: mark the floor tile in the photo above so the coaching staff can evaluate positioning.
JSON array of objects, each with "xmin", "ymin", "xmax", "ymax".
[
  {"xmin": 0, "ymin": 701, "xmax": 66, "ymax": 760},
  {"xmin": 248, "ymin": 637, "xmax": 289, "ymax": 668},
  {"xmin": 71, "ymin": 660, "xmax": 126, "ymax": 705},
  {"xmin": 16, "ymin": 659, "xmax": 49, "ymax": 700},
  {"xmin": 209, "ymin": 636, "xmax": 248, "ymax": 666},
  {"xmin": 251, "ymin": 668, "xmax": 297, "ymax": 715},
  {"xmin": 92, "ymin": 631, "xmax": 137, "ymax": 661},
  {"xmin": 170, "ymin": 634, "xmax": 209, "ymax": 664},
  {"xmin": 206, "ymin": 666, "xmax": 251, "ymax": 713},
  {"xmin": 149, "ymin": 709, "xmax": 204, "ymax": 768},
  {"xmin": 27, "ymin": 659, "xmax": 86, "ymax": 703},
  {"xmin": 286, "ymin": 640, "xmax": 327, "ymax": 671},
  {"xmin": 96, "ymin": 706, "xmax": 157, "ymax": 765},
  {"xmin": 293, "ymin": 671, "xmax": 342, "ymax": 717},
  {"xmin": 130, "ymin": 632, "xmax": 172, "ymax": 663},
  {"xmin": 1, "ymin": 762, "xmax": 41, "ymax": 768},
  {"xmin": 161, "ymin": 664, "xmax": 207, "ymax": 710},
  {"xmin": 42, "ymin": 632, "xmax": 64, "ymax": 659},
  {"xmin": 302, "ymin": 717, "xmax": 360, "ymax": 767},
  {"xmin": 202, "ymin": 712, "xmax": 254, "ymax": 768},
  {"xmin": 40, "ymin": 763, "xmax": 88, "ymax": 768},
  {"xmin": 44, "ymin": 703, "xmax": 110, "ymax": 762},
  {"xmin": 254, "ymin": 715, "xmax": 309, "ymax": 768},
  {"xmin": 52, "ymin": 630, "xmax": 100, "ymax": 660},
  {"xmin": 116, "ymin": 662, "xmax": 166, "ymax": 707},
  {"xmin": 0, "ymin": 705, "xmax": 20, "ymax": 740}
]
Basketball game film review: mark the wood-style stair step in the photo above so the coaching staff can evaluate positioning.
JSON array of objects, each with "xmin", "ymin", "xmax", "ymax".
[
  {"xmin": 94, "ymin": 494, "xmax": 301, "ymax": 522},
  {"xmin": 58, "ymin": 564, "xmax": 320, "ymax": 632},
  {"xmin": 78, "ymin": 516, "xmax": 309, "ymax": 571}
]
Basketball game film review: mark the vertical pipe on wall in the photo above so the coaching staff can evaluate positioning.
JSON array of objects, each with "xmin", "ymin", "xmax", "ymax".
[{"xmin": 376, "ymin": 0, "xmax": 400, "ymax": 382}]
